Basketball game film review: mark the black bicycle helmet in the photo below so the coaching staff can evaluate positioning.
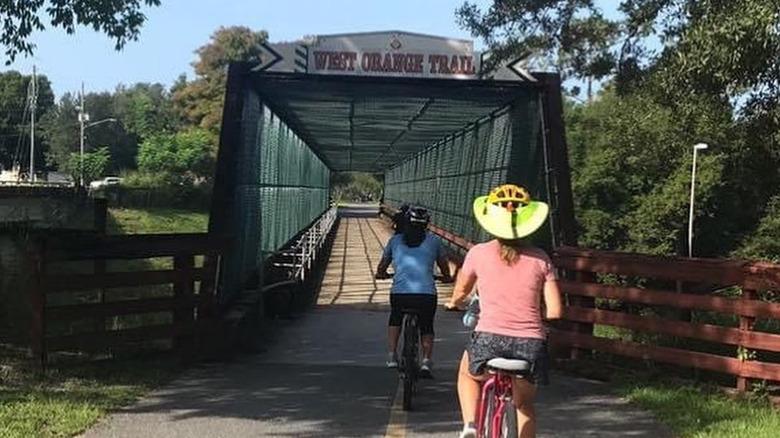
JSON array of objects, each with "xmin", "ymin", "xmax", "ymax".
[
  {"xmin": 392, "ymin": 204, "xmax": 411, "ymax": 233},
  {"xmin": 405, "ymin": 206, "xmax": 430, "ymax": 227}
]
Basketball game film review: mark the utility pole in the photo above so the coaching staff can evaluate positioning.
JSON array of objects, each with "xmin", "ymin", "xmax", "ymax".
[
  {"xmin": 29, "ymin": 65, "xmax": 37, "ymax": 182},
  {"xmin": 79, "ymin": 82, "xmax": 88, "ymax": 187}
]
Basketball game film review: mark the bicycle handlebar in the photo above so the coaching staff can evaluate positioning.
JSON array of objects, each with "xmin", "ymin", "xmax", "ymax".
[{"xmin": 375, "ymin": 272, "xmax": 453, "ymax": 283}]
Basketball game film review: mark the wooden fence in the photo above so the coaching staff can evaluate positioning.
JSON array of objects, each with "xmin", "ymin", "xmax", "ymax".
[
  {"xmin": 408, "ymin": 205, "xmax": 780, "ymax": 392},
  {"xmin": 554, "ymin": 246, "xmax": 780, "ymax": 392},
  {"xmin": 29, "ymin": 232, "xmax": 230, "ymax": 367}
]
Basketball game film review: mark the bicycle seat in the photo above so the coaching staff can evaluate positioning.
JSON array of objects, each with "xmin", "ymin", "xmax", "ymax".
[{"xmin": 486, "ymin": 358, "xmax": 531, "ymax": 373}]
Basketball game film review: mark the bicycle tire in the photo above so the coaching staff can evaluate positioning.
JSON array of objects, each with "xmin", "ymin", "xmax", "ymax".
[
  {"xmin": 500, "ymin": 403, "xmax": 518, "ymax": 438},
  {"xmin": 401, "ymin": 314, "xmax": 418, "ymax": 411}
]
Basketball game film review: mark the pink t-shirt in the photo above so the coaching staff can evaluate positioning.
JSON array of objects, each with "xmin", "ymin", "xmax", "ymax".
[{"xmin": 460, "ymin": 240, "xmax": 557, "ymax": 339}]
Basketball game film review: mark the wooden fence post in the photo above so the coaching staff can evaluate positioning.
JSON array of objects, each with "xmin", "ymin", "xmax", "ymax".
[
  {"xmin": 568, "ymin": 270, "xmax": 596, "ymax": 360},
  {"xmin": 173, "ymin": 254, "xmax": 195, "ymax": 353},
  {"xmin": 93, "ymin": 198, "xmax": 108, "ymax": 336},
  {"xmin": 28, "ymin": 238, "xmax": 46, "ymax": 370},
  {"xmin": 737, "ymin": 288, "xmax": 757, "ymax": 393}
]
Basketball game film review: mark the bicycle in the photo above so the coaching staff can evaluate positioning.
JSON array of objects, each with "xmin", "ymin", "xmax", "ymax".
[
  {"xmin": 377, "ymin": 272, "xmax": 451, "ymax": 411},
  {"xmin": 445, "ymin": 297, "xmax": 531, "ymax": 438},
  {"xmin": 399, "ymin": 307, "xmax": 420, "ymax": 411},
  {"xmin": 476, "ymin": 357, "xmax": 531, "ymax": 438}
]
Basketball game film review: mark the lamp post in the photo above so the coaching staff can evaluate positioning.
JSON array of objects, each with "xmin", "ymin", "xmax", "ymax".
[
  {"xmin": 688, "ymin": 143, "xmax": 709, "ymax": 258},
  {"xmin": 78, "ymin": 116, "xmax": 118, "ymax": 186}
]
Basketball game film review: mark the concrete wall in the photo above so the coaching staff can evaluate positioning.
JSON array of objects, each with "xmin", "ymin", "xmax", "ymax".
[{"xmin": 0, "ymin": 191, "xmax": 97, "ymax": 345}]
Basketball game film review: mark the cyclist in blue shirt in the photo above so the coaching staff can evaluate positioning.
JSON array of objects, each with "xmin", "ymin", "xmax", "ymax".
[{"xmin": 376, "ymin": 206, "xmax": 452, "ymax": 376}]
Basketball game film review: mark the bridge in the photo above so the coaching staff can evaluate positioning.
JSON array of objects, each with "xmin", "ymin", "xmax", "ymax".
[{"xmin": 26, "ymin": 32, "xmax": 780, "ymax": 437}]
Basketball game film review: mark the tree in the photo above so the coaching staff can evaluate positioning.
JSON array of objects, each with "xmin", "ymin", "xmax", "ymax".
[
  {"xmin": 0, "ymin": 70, "xmax": 55, "ymax": 171},
  {"xmin": 0, "ymin": 0, "xmax": 161, "ymax": 64},
  {"xmin": 457, "ymin": 1, "xmax": 621, "ymax": 92},
  {"xmin": 135, "ymin": 128, "xmax": 215, "ymax": 186},
  {"xmin": 41, "ymin": 82, "xmax": 182, "ymax": 173},
  {"xmin": 39, "ymin": 92, "xmax": 80, "ymax": 170},
  {"xmin": 458, "ymin": 1, "xmax": 780, "ymax": 99},
  {"xmin": 114, "ymin": 82, "xmax": 179, "ymax": 138},
  {"xmin": 65, "ymin": 147, "xmax": 110, "ymax": 185},
  {"xmin": 565, "ymin": 88, "xmax": 730, "ymax": 255},
  {"xmin": 330, "ymin": 172, "xmax": 382, "ymax": 203},
  {"xmin": 172, "ymin": 26, "xmax": 269, "ymax": 134},
  {"xmin": 734, "ymin": 194, "xmax": 780, "ymax": 262}
]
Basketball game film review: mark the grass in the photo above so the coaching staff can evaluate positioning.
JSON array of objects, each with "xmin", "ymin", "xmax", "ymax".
[
  {"xmin": 0, "ymin": 352, "xmax": 183, "ymax": 438},
  {"xmin": 0, "ymin": 206, "xmax": 210, "ymax": 438},
  {"xmin": 620, "ymin": 382, "xmax": 780, "ymax": 438},
  {"xmin": 107, "ymin": 207, "xmax": 209, "ymax": 234}
]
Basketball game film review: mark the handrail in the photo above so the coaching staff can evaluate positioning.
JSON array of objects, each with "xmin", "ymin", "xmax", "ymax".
[{"xmin": 270, "ymin": 206, "xmax": 338, "ymax": 282}]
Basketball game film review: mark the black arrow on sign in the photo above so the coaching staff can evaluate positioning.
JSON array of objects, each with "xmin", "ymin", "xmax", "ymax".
[
  {"xmin": 506, "ymin": 56, "xmax": 537, "ymax": 82},
  {"xmin": 251, "ymin": 42, "xmax": 284, "ymax": 72}
]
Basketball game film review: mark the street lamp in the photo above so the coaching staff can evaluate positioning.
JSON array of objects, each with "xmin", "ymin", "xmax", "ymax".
[
  {"xmin": 78, "ymin": 116, "xmax": 118, "ymax": 186},
  {"xmin": 688, "ymin": 143, "xmax": 709, "ymax": 258}
]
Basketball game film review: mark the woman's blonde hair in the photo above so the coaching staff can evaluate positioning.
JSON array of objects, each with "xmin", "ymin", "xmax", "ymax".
[{"xmin": 498, "ymin": 238, "xmax": 528, "ymax": 264}]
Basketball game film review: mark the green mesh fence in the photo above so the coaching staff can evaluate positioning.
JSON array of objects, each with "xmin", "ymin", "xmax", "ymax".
[
  {"xmin": 217, "ymin": 90, "xmax": 330, "ymax": 301},
  {"xmin": 259, "ymin": 105, "xmax": 331, "ymax": 260},
  {"xmin": 384, "ymin": 96, "xmax": 550, "ymax": 251}
]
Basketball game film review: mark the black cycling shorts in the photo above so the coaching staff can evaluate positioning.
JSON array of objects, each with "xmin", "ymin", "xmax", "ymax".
[{"xmin": 388, "ymin": 293, "xmax": 437, "ymax": 336}]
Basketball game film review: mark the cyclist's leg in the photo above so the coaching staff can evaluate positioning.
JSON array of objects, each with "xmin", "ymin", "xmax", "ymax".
[
  {"xmin": 456, "ymin": 350, "xmax": 487, "ymax": 426},
  {"xmin": 511, "ymin": 378, "xmax": 537, "ymax": 438},
  {"xmin": 418, "ymin": 294, "xmax": 437, "ymax": 362},
  {"xmin": 387, "ymin": 294, "xmax": 404, "ymax": 365}
]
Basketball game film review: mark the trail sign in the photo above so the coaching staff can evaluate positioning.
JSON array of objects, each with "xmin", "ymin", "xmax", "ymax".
[{"xmin": 251, "ymin": 42, "xmax": 284, "ymax": 72}]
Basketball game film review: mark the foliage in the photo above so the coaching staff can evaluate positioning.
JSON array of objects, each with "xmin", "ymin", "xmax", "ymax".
[
  {"xmin": 461, "ymin": 0, "xmax": 780, "ymax": 260},
  {"xmin": 733, "ymin": 194, "xmax": 780, "ymax": 262},
  {"xmin": 39, "ymin": 92, "xmax": 79, "ymax": 170},
  {"xmin": 114, "ymin": 82, "xmax": 180, "ymax": 138},
  {"xmin": 331, "ymin": 172, "xmax": 383, "ymax": 203},
  {"xmin": 457, "ymin": 0, "xmax": 622, "ymax": 90},
  {"xmin": 172, "ymin": 26, "xmax": 268, "ymax": 134},
  {"xmin": 565, "ymin": 88, "xmax": 729, "ymax": 255},
  {"xmin": 135, "ymin": 129, "xmax": 215, "ymax": 186},
  {"xmin": 0, "ymin": 70, "xmax": 55, "ymax": 170},
  {"xmin": 64, "ymin": 147, "xmax": 110, "ymax": 186},
  {"xmin": 459, "ymin": 1, "xmax": 780, "ymax": 100},
  {"xmin": 0, "ymin": 0, "xmax": 161, "ymax": 64}
]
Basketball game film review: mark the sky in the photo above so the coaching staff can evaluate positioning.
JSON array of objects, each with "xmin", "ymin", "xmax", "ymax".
[
  {"xmin": 6, "ymin": 0, "xmax": 627, "ymax": 98},
  {"xmin": 6, "ymin": 0, "xmax": 477, "ymax": 97}
]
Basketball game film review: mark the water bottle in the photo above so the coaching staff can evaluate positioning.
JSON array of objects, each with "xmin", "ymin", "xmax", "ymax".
[{"xmin": 462, "ymin": 295, "xmax": 480, "ymax": 328}]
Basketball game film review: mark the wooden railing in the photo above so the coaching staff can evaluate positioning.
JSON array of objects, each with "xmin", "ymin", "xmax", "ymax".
[
  {"xmin": 555, "ymin": 246, "xmax": 780, "ymax": 392},
  {"xmin": 29, "ymin": 232, "xmax": 231, "ymax": 367}
]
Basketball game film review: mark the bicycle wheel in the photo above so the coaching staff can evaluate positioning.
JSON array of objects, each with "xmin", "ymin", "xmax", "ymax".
[
  {"xmin": 480, "ymin": 385, "xmax": 497, "ymax": 438},
  {"xmin": 499, "ymin": 403, "xmax": 518, "ymax": 438},
  {"xmin": 401, "ymin": 314, "xmax": 418, "ymax": 411}
]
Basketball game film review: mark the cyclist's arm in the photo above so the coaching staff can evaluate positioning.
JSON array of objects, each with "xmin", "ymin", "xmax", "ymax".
[
  {"xmin": 446, "ymin": 271, "xmax": 476, "ymax": 309},
  {"xmin": 543, "ymin": 280, "xmax": 563, "ymax": 320},
  {"xmin": 376, "ymin": 255, "xmax": 391, "ymax": 278},
  {"xmin": 435, "ymin": 253, "xmax": 453, "ymax": 282}
]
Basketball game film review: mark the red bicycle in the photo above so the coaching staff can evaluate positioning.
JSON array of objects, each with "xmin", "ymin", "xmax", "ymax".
[{"xmin": 475, "ymin": 357, "xmax": 531, "ymax": 438}]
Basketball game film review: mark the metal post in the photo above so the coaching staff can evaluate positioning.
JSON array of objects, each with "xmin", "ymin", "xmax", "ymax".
[
  {"xmin": 688, "ymin": 143, "xmax": 708, "ymax": 258},
  {"xmin": 29, "ymin": 66, "xmax": 36, "ymax": 183},
  {"xmin": 79, "ymin": 82, "xmax": 86, "ymax": 187}
]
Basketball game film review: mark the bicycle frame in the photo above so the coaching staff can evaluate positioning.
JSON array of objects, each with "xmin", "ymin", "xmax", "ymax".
[{"xmin": 476, "ymin": 370, "xmax": 515, "ymax": 438}]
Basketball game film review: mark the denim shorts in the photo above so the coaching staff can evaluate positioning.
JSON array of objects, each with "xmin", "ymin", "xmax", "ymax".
[{"xmin": 466, "ymin": 331, "xmax": 550, "ymax": 385}]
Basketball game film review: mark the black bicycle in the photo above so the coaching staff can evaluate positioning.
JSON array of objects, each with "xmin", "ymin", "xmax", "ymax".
[
  {"xmin": 399, "ymin": 307, "xmax": 421, "ymax": 410},
  {"xmin": 376, "ymin": 272, "xmax": 452, "ymax": 411}
]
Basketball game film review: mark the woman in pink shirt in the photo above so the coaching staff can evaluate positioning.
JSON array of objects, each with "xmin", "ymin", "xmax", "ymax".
[{"xmin": 445, "ymin": 184, "xmax": 563, "ymax": 438}]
